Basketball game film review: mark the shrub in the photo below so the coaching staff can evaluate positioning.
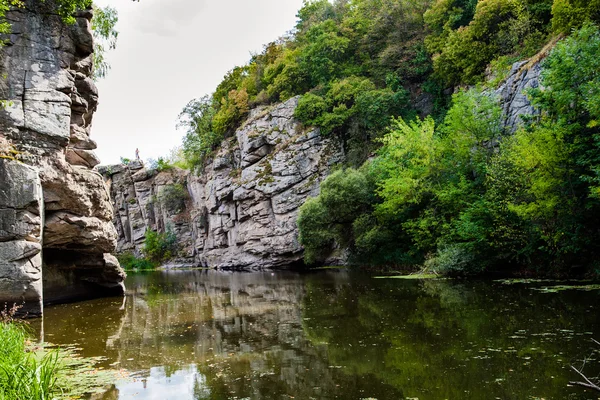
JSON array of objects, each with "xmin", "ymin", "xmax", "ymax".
[
  {"xmin": 551, "ymin": 0, "xmax": 600, "ymax": 33},
  {"xmin": 297, "ymin": 197, "xmax": 336, "ymax": 264},
  {"xmin": 143, "ymin": 229, "xmax": 178, "ymax": 263},
  {"xmin": 212, "ymin": 88, "xmax": 249, "ymax": 136},
  {"xmin": 117, "ymin": 252, "xmax": 157, "ymax": 271},
  {"xmin": 298, "ymin": 168, "xmax": 373, "ymax": 264},
  {"xmin": 158, "ymin": 183, "xmax": 187, "ymax": 213},
  {"xmin": 425, "ymin": 244, "xmax": 478, "ymax": 276}
]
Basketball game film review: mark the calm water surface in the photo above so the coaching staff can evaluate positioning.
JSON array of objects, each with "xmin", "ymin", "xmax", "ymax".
[{"xmin": 39, "ymin": 270, "xmax": 600, "ymax": 399}]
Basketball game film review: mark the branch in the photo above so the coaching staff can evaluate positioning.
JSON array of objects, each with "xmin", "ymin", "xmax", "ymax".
[
  {"xmin": 570, "ymin": 365, "xmax": 600, "ymax": 392},
  {"xmin": 569, "ymin": 381, "xmax": 600, "ymax": 392}
]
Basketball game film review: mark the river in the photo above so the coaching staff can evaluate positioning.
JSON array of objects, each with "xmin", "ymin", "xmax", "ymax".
[{"xmin": 38, "ymin": 270, "xmax": 600, "ymax": 399}]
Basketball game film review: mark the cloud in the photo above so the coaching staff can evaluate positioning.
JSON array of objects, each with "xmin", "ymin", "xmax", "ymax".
[{"xmin": 132, "ymin": 0, "xmax": 206, "ymax": 37}]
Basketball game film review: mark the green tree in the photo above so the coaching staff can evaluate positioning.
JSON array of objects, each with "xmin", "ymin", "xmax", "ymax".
[
  {"xmin": 178, "ymin": 96, "xmax": 218, "ymax": 169},
  {"xmin": 551, "ymin": 0, "xmax": 600, "ymax": 33},
  {"xmin": 91, "ymin": 5, "xmax": 118, "ymax": 79}
]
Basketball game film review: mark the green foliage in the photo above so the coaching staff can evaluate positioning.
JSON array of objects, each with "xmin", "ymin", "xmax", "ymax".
[
  {"xmin": 0, "ymin": 322, "xmax": 62, "ymax": 400},
  {"xmin": 300, "ymin": 24, "xmax": 600, "ymax": 276},
  {"xmin": 118, "ymin": 252, "xmax": 157, "ymax": 271},
  {"xmin": 158, "ymin": 183, "xmax": 187, "ymax": 213},
  {"xmin": 178, "ymin": 96, "xmax": 219, "ymax": 170},
  {"xmin": 212, "ymin": 88, "xmax": 249, "ymax": 136},
  {"xmin": 155, "ymin": 157, "xmax": 173, "ymax": 172},
  {"xmin": 426, "ymin": 0, "xmax": 554, "ymax": 85},
  {"xmin": 0, "ymin": 1, "xmax": 22, "ymax": 35},
  {"xmin": 91, "ymin": 5, "xmax": 118, "ymax": 79},
  {"xmin": 298, "ymin": 168, "xmax": 372, "ymax": 264},
  {"xmin": 551, "ymin": 0, "xmax": 600, "ymax": 33},
  {"xmin": 143, "ymin": 229, "xmax": 178, "ymax": 263},
  {"xmin": 297, "ymin": 197, "xmax": 336, "ymax": 264},
  {"xmin": 53, "ymin": 0, "xmax": 92, "ymax": 24}
]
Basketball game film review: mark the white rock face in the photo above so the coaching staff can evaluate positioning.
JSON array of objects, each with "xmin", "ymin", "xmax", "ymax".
[
  {"xmin": 102, "ymin": 97, "xmax": 345, "ymax": 269},
  {"xmin": 0, "ymin": 1, "xmax": 125, "ymax": 311},
  {"xmin": 101, "ymin": 163, "xmax": 196, "ymax": 267}
]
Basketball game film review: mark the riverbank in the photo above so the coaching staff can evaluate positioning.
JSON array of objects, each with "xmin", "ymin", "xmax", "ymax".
[{"xmin": 0, "ymin": 307, "xmax": 126, "ymax": 399}]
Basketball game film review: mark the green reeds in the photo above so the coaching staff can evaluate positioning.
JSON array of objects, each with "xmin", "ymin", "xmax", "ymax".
[{"xmin": 0, "ymin": 322, "xmax": 62, "ymax": 400}]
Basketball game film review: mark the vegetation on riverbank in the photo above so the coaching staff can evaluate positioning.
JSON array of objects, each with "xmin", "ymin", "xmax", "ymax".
[
  {"xmin": 283, "ymin": 1, "xmax": 597, "ymax": 277},
  {"xmin": 0, "ymin": 307, "xmax": 122, "ymax": 399},
  {"xmin": 0, "ymin": 320, "xmax": 60, "ymax": 399},
  {"xmin": 299, "ymin": 22, "xmax": 600, "ymax": 277},
  {"xmin": 118, "ymin": 229, "xmax": 179, "ymax": 271}
]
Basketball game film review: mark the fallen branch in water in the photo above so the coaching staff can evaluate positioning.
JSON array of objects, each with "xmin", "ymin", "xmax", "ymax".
[
  {"xmin": 569, "ymin": 365, "xmax": 600, "ymax": 392},
  {"xmin": 570, "ymin": 339, "xmax": 600, "ymax": 393}
]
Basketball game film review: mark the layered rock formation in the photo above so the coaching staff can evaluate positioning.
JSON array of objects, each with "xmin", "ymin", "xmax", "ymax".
[
  {"xmin": 100, "ymin": 161, "xmax": 196, "ymax": 266},
  {"xmin": 190, "ymin": 97, "xmax": 344, "ymax": 268},
  {"xmin": 102, "ymin": 97, "xmax": 344, "ymax": 268},
  {"xmin": 0, "ymin": 159, "xmax": 43, "ymax": 315},
  {"xmin": 0, "ymin": 1, "xmax": 124, "ymax": 314}
]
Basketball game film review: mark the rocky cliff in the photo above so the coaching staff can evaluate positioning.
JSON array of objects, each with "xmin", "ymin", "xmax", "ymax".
[
  {"xmin": 100, "ymin": 161, "xmax": 196, "ymax": 266},
  {"xmin": 495, "ymin": 59, "xmax": 542, "ymax": 132},
  {"xmin": 103, "ymin": 56, "xmax": 544, "ymax": 270},
  {"xmin": 101, "ymin": 97, "xmax": 344, "ymax": 269},
  {"xmin": 0, "ymin": 1, "xmax": 124, "ymax": 315}
]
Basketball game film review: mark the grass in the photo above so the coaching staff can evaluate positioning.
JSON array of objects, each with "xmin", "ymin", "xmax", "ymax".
[
  {"xmin": 0, "ymin": 306, "xmax": 127, "ymax": 399},
  {"xmin": 0, "ymin": 321, "xmax": 61, "ymax": 400}
]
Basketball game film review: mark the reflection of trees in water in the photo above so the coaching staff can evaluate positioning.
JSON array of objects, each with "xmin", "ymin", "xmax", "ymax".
[
  {"xmin": 43, "ymin": 271, "xmax": 600, "ymax": 400},
  {"xmin": 57, "ymin": 270, "xmax": 387, "ymax": 399},
  {"xmin": 301, "ymin": 278, "xmax": 600, "ymax": 400}
]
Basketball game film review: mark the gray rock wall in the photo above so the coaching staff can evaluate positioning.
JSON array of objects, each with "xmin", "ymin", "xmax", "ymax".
[
  {"xmin": 0, "ymin": 159, "xmax": 43, "ymax": 316},
  {"xmin": 102, "ymin": 97, "xmax": 344, "ymax": 269},
  {"xmin": 495, "ymin": 59, "xmax": 542, "ymax": 132},
  {"xmin": 0, "ymin": 1, "xmax": 124, "ymax": 312},
  {"xmin": 100, "ymin": 161, "xmax": 196, "ymax": 266},
  {"xmin": 190, "ymin": 97, "xmax": 344, "ymax": 268}
]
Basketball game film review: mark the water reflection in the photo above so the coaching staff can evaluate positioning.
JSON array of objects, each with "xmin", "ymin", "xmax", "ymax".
[{"xmin": 40, "ymin": 270, "xmax": 600, "ymax": 399}]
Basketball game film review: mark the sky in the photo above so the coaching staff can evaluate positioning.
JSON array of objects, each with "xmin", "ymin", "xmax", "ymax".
[{"xmin": 91, "ymin": 0, "xmax": 305, "ymax": 165}]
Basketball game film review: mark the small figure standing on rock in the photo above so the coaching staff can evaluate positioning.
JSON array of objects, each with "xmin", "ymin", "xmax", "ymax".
[{"xmin": 135, "ymin": 148, "xmax": 140, "ymax": 160}]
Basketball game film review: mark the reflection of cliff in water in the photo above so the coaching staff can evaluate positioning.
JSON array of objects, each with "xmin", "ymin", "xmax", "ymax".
[
  {"xmin": 42, "ymin": 270, "xmax": 400, "ymax": 399},
  {"xmin": 40, "ymin": 271, "xmax": 600, "ymax": 399}
]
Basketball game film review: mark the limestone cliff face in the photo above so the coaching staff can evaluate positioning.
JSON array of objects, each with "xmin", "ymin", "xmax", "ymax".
[
  {"xmin": 0, "ymin": 1, "xmax": 124, "ymax": 314},
  {"xmin": 0, "ymin": 159, "xmax": 43, "ymax": 315},
  {"xmin": 102, "ymin": 97, "xmax": 344, "ymax": 269}
]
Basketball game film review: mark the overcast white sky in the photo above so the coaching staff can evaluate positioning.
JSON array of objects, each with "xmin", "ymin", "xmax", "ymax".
[{"xmin": 91, "ymin": 0, "xmax": 305, "ymax": 165}]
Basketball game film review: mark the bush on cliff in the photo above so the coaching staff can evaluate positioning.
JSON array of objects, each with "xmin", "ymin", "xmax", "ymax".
[{"xmin": 143, "ymin": 229, "xmax": 178, "ymax": 264}]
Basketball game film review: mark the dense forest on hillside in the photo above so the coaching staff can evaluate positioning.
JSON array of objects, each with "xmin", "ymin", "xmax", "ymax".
[{"xmin": 176, "ymin": 0, "xmax": 600, "ymax": 276}]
